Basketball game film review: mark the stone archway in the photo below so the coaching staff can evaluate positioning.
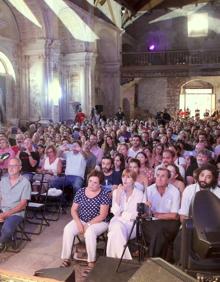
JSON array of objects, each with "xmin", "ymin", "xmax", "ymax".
[
  {"xmin": 0, "ymin": 53, "xmax": 16, "ymax": 124},
  {"xmin": 180, "ymin": 80, "xmax": 215, "ymax": 117}
]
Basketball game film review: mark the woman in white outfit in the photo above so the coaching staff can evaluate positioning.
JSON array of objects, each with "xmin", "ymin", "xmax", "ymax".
[
  {"xmin": 43, "ymin": 145, "xmax": 62, "ymax": 172},
  {"xmin": 106, "ymin": 168, "xmax": 144, "ymax": 260},
  {"xmin": 38, "ymin": 145, "xmax": 62, "ymax": 184},
  {"xmin": 61, "ymin": 170, "xmax": 111, "ymax": 269}
]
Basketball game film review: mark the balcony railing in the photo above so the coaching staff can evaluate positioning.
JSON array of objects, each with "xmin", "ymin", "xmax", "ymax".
[{"xmin": 122, "ymin": 49, "xmax": 220, "ymax": 66}]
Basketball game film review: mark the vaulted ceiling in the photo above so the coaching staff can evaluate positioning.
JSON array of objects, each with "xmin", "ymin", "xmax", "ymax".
[{"xmin": 114, "ymin": 0, "xmax": 212, "ymax": 14}]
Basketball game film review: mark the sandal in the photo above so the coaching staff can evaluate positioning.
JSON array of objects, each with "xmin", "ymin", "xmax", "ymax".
[
  {"xmin": 60, "ymin": 259, "xmax": 71, "ymax": 268},
  {"xmin": 81, "ymin": 262, "xmax": 95, "ymax": 277},
  {"xmin": 81, "ymin": 267, "xmax": 93, "ymax": 278}
]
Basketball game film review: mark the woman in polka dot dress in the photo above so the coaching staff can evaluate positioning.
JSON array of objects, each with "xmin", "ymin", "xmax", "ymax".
[{"xmin": 61, "ymin": 170, "xmax": 111, "ymax": 269}]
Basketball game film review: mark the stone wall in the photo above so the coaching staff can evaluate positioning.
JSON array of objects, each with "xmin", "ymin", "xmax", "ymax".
[
  {"xmin": 138, "ymin": 77, "xmax": 167, "ymax": 115},
  {"xmin": 122, "ymin": 75, "xmax": 220, "ymax": 119},
  {"xmin": 0, "ymin": 0, "xmax": 121, "ymax": 124}
]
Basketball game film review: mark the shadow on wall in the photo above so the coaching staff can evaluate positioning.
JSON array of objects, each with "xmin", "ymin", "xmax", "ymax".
[{"xmin": 122, "ymin": 98, "xmax": 130, "ymax": 120}]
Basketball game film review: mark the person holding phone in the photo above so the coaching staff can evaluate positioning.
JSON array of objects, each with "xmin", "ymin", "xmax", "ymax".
[{"xmin": 0, "ymin": 137, "xmax": 15, "ymax": 173}]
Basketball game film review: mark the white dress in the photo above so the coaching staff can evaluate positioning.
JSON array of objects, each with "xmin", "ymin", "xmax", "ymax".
[{"xmin": 106, "ymin": 187, "xmax": 144, "ymax": 260}]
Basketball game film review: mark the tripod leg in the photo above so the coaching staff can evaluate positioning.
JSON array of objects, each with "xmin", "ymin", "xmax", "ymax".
[
  {"xmin": 115, "ymin": 219, "xmax": 136, "ymax": 273},
  {"xmin": 135, "ymin": 219, "xmax": 142, "ymax": 262},
  {"xmin": 139, "ymin": 221, "xmax": 148, "ymax": 260}
]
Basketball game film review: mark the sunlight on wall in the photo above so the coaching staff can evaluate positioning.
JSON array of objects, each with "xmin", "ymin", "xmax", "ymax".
[
  {"xmin": 149, "ymin": 3, "xmax": 206, "ymax": 24},
  {"xmin": 7, "ymin": 0, "xmax": 42, "ymax": 28},
  {"xmin": 0, "ymin": 60, "xmax": 6, "ymax": 74},
  {"xmin": 180, "ymin": 88, "xmax": 215, "ymax": 117},
  {"xmin": 188, "ymin": 13, "xmax": 208, "ymax": 37},
  {"xmin": 48, "ymin": 78, "xmax": 62, "ymax": 105},
  {"xmin": 43, "ymin": 0, "xmax": 99, "ymax": 42},
  {"xmin": 0, "ymin": 52, "xmax": 16, "ymax": 81}
]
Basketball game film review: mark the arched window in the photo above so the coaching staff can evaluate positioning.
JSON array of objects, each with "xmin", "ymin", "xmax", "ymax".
[{"xmin": 180, "ymin": 80, "xmax": 215, "ymax": 117}]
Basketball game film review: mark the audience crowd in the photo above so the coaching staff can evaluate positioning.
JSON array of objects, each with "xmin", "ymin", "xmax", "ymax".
[{"xmin": 0, "ymin": 109, "xmax": 220, "ymax": 271}]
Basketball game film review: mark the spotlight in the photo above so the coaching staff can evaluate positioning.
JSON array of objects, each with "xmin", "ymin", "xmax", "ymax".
[{"xmin": 148, "ymin": 44, "xmax": 155, "ymax": 51}]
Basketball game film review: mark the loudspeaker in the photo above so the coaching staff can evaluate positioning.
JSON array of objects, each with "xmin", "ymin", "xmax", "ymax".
[
  {"xmin": 34, "ymin": 266, "xmax": 75, "ymax": 282},
  {"xmin": 95, "ymin": 105, "xmax": 103, "ymax": 114},
  {"xmin": 86, "ymin": 257, "xmax": 196, "ymax": 282}
]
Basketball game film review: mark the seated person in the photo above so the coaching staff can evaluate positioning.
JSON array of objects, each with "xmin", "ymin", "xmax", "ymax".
[
  {"xmin": 0, "ymin": 158, "xmax": 31, "ymax": 250},
  {"xmin": 0, "ymin": 137, "xmax": 15, "ymax": 174},
  {"xmin": 101, "ymin": 157, "xmax": 122, "ymax": 191},
  {"xmin": 142, "ymin": 168, "xmax": 180, "ymax": 257},
  {"xmin": 51, "ymin": 141, "xmax": 86, "ymax": 194},
  {"xmin": 173, "ymin": 164, "xmax": 220, "ymax": 263},
  {"xmin": 38, "ymin": 145, "xmax": 62, "ymax": 183},
  {"xmin": 18, "ymin": 137, "xmax": 40, "ymax": 181},
  {"xmin": 167, "ymin": 164, "xmax": 185, "ymax": 195},
  {"xmin": 185, "ymin": 149, "xmax": 212, "ymax": 185},
  {"xmin": 106, "ymin": 168, "xmax": 144, "ymax": 260},
  {"xmin": 129, "ymin": 158, "xmax": 148, "ymax": 192},
  {"xmin": 155, "ymin": 149, "xmax": 185, "ymax": 179},
  {"xmin": 61, "ymin": 170, "xmax": 111, "ymax": 270}
]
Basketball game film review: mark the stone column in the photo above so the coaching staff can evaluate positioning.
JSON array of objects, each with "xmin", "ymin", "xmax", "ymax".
[
  {"xmin": 21, "ymin": 39, "xmax": 46, "ymax": 122},
  {"xmin": 62, "ymin": 52, "xmax": 97, "ymax": 120},
  {"xmin": 45, "ymin": 39, "xmax": 61, "ymax": 122},
  {"xmin": 167, "ymin": 77, "xmax": 188, "ymax": 116}
]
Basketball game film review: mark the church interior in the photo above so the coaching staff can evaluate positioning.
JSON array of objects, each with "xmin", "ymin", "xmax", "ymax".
[
  {"xmin": 0, "ymin": 0, "xmax": 219, "ymax": 126},
  {"xmin": 0, "ymin": 0, "xmax": 220, "ymax": 281}
]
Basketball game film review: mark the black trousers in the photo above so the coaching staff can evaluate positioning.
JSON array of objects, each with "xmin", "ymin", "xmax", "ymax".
[
  {"xmin": 142, "ymin": 219, "xmax": 180, "ymax": 257},
  {"xmin": 173, "ymin": 229, "xmax": 182, "ymax": 263}
]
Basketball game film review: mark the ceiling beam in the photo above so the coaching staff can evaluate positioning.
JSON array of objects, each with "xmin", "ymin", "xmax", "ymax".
[
  {"xmin": 139, "ymin": 0, "xmax": 165, "ymax": 12},
  {"xmin": 94, "ymin": 0, "xmax": 107, "ymax": 6}
]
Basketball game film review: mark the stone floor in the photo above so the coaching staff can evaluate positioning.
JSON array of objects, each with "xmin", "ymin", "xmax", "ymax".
[{"xmin": 0, "ymin": 212, "xmax": 90, "ymax": 282}]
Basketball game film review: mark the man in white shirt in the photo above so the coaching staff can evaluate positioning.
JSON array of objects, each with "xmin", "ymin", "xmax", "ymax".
[
  {"xmin": 173, "ymin": 164, "xmax": 220, "ymax": 263},
  {"xmin": 0, "ymin": 158, "xmax": 31, "ymax": 251},
  {"xmin": 179, "ymin": 164, "xmax": 220, "ymax": 222},
  {"xmin": 142, "ymin": 168, "xmax": 180, "ymax": 257},
  {"xmin": 51, "ymin": 141, "xmax": 86, "ymax": 194},
  {"xmin": 128, "ymin": 135, "xmax": 142, "ymax": 158}
]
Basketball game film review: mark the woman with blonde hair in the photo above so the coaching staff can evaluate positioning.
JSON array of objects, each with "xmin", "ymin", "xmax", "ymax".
[
  {"xmin": 39, "ymin": 145, "xmax": 62, "ymax": 183},
  {"xmin": 106, "ymin": 168, "xmax": 143, "ymax": 260}
]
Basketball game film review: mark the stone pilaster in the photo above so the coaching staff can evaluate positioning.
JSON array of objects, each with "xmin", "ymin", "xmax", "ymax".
[
  {"xmin": 21, "ymin": 39, "xmax": 46, "ymax": 121},
  {"xmin": 62, "ymin": 52, "xmax": 97, "ymax": 120},
  {"xmin": 97, "ymin": 62, "xmax": 121, "ymax": 117},
  {"xmin": 45, "ymin": 39, "xmax": 61, "ymax": 121}
]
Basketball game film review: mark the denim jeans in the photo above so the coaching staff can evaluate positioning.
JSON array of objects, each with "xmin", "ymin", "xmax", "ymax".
[
  {"xmin": 22, "ymin": 172, "xmax": 34, "ymax": 182},
  {"xmin": 0, "ymin": 215, "xmax": 23, "ymax": 244},
  {"xmin": 51, "ymin": 175, "xmax": 84, "ymax": 192}
]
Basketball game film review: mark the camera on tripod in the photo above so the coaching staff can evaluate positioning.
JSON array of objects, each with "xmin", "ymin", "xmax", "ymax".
[{"xmin": 137, "ymin": 203, "xmax": 152, "ymax": 219}]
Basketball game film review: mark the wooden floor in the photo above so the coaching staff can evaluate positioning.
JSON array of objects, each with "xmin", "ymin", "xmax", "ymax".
[{"xmin": 0, "ymin": 212, "xmax": 90, "ymax": 281}]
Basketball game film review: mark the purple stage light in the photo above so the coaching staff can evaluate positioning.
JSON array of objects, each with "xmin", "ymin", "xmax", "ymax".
[{"xmin": 148, "ymin": 44, "xmax": 155, "ymax": 51}]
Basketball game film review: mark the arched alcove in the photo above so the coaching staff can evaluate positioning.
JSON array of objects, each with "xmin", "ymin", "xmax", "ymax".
[{"xmin": 180, "ymin": 80, "xmax": 215, "ymax": 117}]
